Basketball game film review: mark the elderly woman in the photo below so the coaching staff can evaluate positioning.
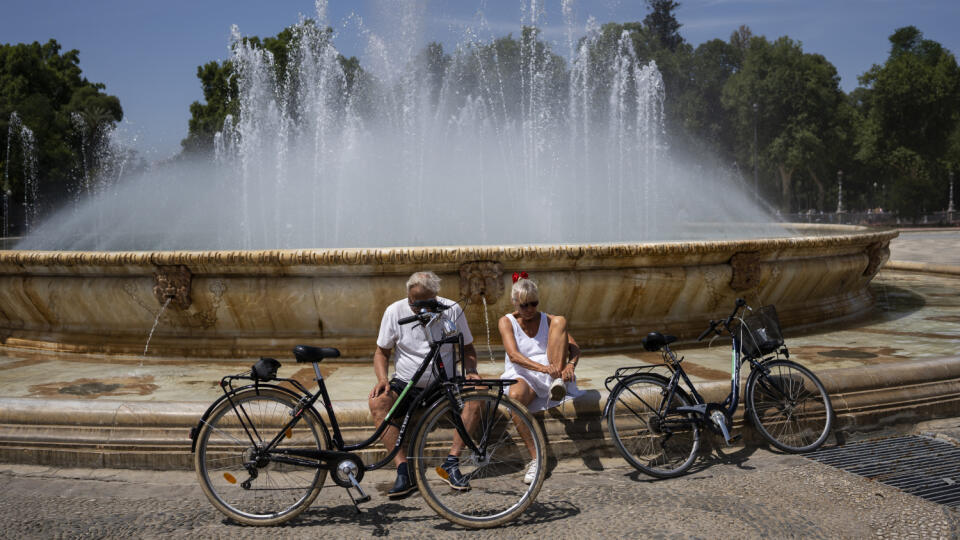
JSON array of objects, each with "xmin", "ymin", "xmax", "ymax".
[{"xmin": 498, "ymin": 273, "xmax": 583, "ymax": 484}]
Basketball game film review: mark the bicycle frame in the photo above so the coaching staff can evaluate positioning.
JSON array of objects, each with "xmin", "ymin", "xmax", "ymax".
[
  {"xmin": 603, "ymin": 316, "xmax": 774, "ymax": 439},
  {"xmin": 191, "ymin": 306, "xmax": 515, "ymax": 478}
]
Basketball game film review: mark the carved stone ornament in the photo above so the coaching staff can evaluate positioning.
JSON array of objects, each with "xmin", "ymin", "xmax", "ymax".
[
  {"xmin": 153, "ymin": 265, "xmax": 192, "ymax": 310},
  {"xmin": 459, "ymin": 261, "xmax": 505, "ymax": 305},
  {"xmin": 729, "ymin": 252, "xmax": 761, "ymax": 291},
  {"xmin": 863, "ymin": 241, "xmax": 889, "ymax": 277}
]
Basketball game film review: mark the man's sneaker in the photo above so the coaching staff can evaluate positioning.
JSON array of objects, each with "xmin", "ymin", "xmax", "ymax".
[
  {"xmin": 439, "ymin": 456, "xmax": 471, "ymax": 491},
  {"xmin": 523, "ymin": 459, "xmax": 539, "ymax": 485},
  {"xmin": 388, "ymin": 464, "xmax": 417, "ymax": 499},
  {"xmin": 549, "ymin": 378, "xmax": 566, "ymax": 401}
]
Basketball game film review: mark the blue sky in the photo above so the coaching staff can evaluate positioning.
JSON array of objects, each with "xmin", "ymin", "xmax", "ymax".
[{"xmin": 3, "ymin": 0, "xmax": 958, "ymax": 160}]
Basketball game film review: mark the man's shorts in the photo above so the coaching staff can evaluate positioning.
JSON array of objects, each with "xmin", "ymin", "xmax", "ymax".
[{"xmin": 387, "ymin": 377, "xmax": 425, "ymax": 424}]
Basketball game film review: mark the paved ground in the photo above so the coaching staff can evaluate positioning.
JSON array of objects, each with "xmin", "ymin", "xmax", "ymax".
[
  {"xmin": 2, "ymin": 424, "xmax": 959, "ymax": 539},
  {"xmin": 889, "ymin": 229, "xmax": 960, "ymax": 266}
]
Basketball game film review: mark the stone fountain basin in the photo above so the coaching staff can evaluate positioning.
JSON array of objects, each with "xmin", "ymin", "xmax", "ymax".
[{"xmin": 0, "ymin": 224, "xmax": 896, "ymax": 359}]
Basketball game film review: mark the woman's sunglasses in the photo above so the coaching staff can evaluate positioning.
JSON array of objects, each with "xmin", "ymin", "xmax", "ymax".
[{"xmin": 518, "ymin": 301, "xmax": 539, "ymax": 309}]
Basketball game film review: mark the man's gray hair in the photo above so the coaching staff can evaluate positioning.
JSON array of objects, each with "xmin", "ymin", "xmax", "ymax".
[{"xmin": 406, "ymin": 271, "xmax": 441, "ymax": 295}]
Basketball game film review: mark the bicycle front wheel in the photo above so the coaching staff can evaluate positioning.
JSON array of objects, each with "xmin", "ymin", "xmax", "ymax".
[
  {"xmin": 606, "ymin": 374, "xmax": 701, "ymax": 478},
  {"xmin": 746, "ymin": 359, "xmax": 834, "ymax": 453},
  {"xmin": 194, "ymin": 387, "xmax": 330, "ymax": 526},
  {"xmin": 411, "ymin": 390, "xmax": 547, "ymax": 529}
]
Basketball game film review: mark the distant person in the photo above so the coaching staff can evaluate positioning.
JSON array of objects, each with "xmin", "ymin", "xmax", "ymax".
[
  {"xmin": 497, "ymin": 272, "xmax": 583, "ymax": 484},
  {"xmin": 368, "ymin": 271, "xmax": 481, "ymax": 498}
]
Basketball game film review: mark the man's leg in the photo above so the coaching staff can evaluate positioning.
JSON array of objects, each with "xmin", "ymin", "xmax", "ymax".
[
  {"xmin": 369, "ymin": 387, "xmax": 416, "ymax": 498},
  {"xmin": 369, "ymin": 389, "xmax": 406, "ymax": 466}
]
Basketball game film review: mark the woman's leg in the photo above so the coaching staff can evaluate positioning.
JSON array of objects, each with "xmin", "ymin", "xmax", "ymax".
[
  {"xmin": 546, "ymin": 315, "xmax": 569, "ymax": 376},
  {"xmin": 509, "ymin": 378, "xmax": 540, "ymax": 460}
]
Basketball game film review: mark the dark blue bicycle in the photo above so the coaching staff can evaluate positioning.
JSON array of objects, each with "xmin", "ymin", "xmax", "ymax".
[{"xmin": 604, "ymin": 298, "xmax": 834, "ymax": 478}]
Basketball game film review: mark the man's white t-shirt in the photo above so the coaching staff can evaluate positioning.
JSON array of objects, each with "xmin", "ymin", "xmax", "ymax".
[{"xmin": 376, "ymin": 296, "xmax": 473, "ymax": 387}]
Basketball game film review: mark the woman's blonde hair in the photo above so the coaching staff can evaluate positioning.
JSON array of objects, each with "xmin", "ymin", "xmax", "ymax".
[{"xmin": 511, "ymin": 278, "xmax": 538, "ymax": 304}]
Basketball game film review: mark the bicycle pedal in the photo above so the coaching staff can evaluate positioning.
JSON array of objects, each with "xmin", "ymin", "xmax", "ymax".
[
  {"xmin": 729, "ymin": 433, "xmax": 742, "ymax": 444},
  {"xmin": 355, "ymin": 494, "xmax": 371, "ymax": 504}
]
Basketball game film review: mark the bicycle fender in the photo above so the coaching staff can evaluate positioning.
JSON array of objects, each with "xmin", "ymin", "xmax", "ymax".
[
  {"xmin": 188, "ymin": 383, "xmax": 318, "ymax": 453},
  {"xmin": 601, "ymin": 372, "xmax": 684, "ymax": 420}
]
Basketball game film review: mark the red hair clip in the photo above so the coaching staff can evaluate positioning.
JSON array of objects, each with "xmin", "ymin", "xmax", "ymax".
[{"xmin": 512, "ymin": 271, "xmax": 529, "ymax": 283}]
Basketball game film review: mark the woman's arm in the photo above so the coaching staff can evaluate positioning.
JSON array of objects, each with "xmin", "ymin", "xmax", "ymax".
[
  {"xmin": 498, "ymin": 316, "xmax": 547, "ymax": 373},
  {"xmin": 560, "ymin": 324, "xmax": 580, "ymax": 382}
]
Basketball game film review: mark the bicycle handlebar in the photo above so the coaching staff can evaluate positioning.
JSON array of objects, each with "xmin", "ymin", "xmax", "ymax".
[
  {"xmin": 696, "ymin": 298, "xmax": 747, "ymax": 341},
  {"xmin": 697, "ymin": 321, "xmax": 718, "ymax": 341},
  {"xmin": 398, "ymin": 314, "xmax": 420, "ymax": 325},
  {"xmin": 398, "ymin": 299, "xmax": 453, "ymax": 326}
]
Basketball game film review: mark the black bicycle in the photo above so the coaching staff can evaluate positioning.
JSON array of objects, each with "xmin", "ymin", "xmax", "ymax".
[
  {"xmin": 189, "ymin": 299, "xmax": 547, "ymax": 528},
  {"xmin": 604, "ymin": 298, "xmax": 834, "ymax": 478}
]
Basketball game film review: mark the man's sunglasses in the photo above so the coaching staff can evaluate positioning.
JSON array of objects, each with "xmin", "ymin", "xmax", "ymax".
[{"xmin": 518, "ymin": 301, "xmax": 539, "ymax": 309}]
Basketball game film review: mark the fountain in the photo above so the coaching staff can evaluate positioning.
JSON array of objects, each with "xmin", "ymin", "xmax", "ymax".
[{"xmin": 0, "ymin": 1, "xmax": 895, "ymax": 358}]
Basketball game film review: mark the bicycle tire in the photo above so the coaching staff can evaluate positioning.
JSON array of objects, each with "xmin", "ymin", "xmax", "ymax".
[
  {"xmin": 606, "ymin": 374, "xmax": 701, "ymax": 478},
  {"xmin": 410, "ymin": 390, "xmax": 547, "ymax": 528},
  {"xmin": 746, "ymin": 359, "xmax": 834, "ymax": 453},
  {"xmin": 194, "ymin": 387, "xmax": 330, "ymax": 526}
]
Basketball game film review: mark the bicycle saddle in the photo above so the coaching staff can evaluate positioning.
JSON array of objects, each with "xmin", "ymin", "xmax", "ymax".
[
  {"xmin": 641, "ymin": 332, "xmax": 676, "ymax": 352},
  {"xmin": 293, "ymin": 345, "xmax": 341, "ymax": 363}
]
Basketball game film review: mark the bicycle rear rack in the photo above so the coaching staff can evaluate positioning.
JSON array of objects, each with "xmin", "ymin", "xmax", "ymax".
[{"xmin": 604, "ymin": 364, "xmax": 672, "ymax": 393}]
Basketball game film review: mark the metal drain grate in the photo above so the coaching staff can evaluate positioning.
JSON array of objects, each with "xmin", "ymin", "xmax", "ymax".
[{"xmin": 806, "ymin": 435, "xmax": 960, "ymax": 508}]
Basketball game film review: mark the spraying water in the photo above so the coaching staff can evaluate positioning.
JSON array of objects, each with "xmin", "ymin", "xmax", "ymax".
[
  {"xmin": 4, "ymin": 112, "xmax": 39, "ymax": 237},
  {"xmin": 18, "ymin": 0, "xmax": 784, "ymax": 251},
  {"xmin": 142, "ymin": 296, "xmax": 173, "ymax": 363}
]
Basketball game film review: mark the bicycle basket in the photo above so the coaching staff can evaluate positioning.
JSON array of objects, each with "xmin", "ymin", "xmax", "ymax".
[{"xmin": 736, "ymin": 305, "xmax": 784, "ymax": 359}]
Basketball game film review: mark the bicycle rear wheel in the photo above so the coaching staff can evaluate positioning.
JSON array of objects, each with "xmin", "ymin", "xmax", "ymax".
[
  {"xmin": 194, "ymin": 387, "xmax": 330, "ymax": 526},
  {"xmin": 606, "ymin": 374, "xmax": 701, "ymax": 478},
  {"xmin": 746, "ymin": 359, "xmax": 834, "ymax": 453},
  {"xmin": 411, "ymin": 390, "xmax": 546, "ymax": 529}
]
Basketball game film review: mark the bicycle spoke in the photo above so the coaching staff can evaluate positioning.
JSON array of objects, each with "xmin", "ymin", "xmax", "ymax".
[{"xmin": 607, "ymin": 375, "xmax": 700, "ymax": 478}]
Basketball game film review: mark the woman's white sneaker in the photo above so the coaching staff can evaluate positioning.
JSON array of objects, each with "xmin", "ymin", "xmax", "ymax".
[
  {"xmin": 523, "ymin": 460, "xmax": 538, "ymax": 485},
  {"xmin": 549, "ymin": 378, "xmax": 566, "ymax": 401}
]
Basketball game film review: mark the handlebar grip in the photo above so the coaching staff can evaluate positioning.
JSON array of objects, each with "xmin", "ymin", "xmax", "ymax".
[
  {"xmin": 398, "ymin": 314, "xmax": 420, "ymax": 325},
  {"xmin": 697, "ymin": 321, "xmax": 717, "ymax": 342}
]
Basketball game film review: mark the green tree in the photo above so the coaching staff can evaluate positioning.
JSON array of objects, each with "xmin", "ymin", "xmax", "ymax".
[
  {"xmin": 673, "ymin": 35, "xmax": 741, "ymax": 163},
  {"xmin": 723, "ymin": 36, "xmax": 846, "ymax": 212},
  {"xmin": 643, "ymin": 0, "xmax": 683, "ymax": 52},
  {"xmin": 854, "ymin": 26, "xmax": 960, "ymax": 219},
  {"xmin": 0, "ymin": 39, "xmax": 122, "ymax": 231}
]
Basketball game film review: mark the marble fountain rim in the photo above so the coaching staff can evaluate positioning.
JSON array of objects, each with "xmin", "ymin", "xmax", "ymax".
[{"xmin": 0, "ymin": 224, "xmax": 898, "ymax": 270}]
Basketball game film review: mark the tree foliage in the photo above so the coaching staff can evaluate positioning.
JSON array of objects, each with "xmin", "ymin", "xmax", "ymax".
[
  {"xmin": 853, "ymin": 26, "xmax": 960, "ymax": 218},
  {"xmin": 0, "ymin": 39, "xmax": 122, "ymax": 223},
  {"xmin": 723, "ymin": 36, "xmax": 846, "ymax": 212}
]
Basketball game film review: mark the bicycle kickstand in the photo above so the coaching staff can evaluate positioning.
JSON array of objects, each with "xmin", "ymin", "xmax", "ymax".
[{"xmin": 344, "ymin": 472, "xmax": 371, "ymax": 513}]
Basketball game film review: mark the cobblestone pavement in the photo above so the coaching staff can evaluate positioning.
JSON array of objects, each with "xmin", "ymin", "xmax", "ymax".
[{"xmin": 3, "ymin": 440, "xmax": 959, "ymax": 539}]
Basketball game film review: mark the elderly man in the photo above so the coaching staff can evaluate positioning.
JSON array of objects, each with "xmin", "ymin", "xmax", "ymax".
[{"xmin": 368, "ymin": 270, "xmax": 481, "ymax": 498}]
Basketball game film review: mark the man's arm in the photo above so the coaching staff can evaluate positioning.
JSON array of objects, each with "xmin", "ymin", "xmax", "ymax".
[
  {"xmin": 462, "ymin": 343, "xmax": 480, "ymax": 379},
  {"xmin": 369, "ymin": 345, "xmax": 393, "ymax": 398}
]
